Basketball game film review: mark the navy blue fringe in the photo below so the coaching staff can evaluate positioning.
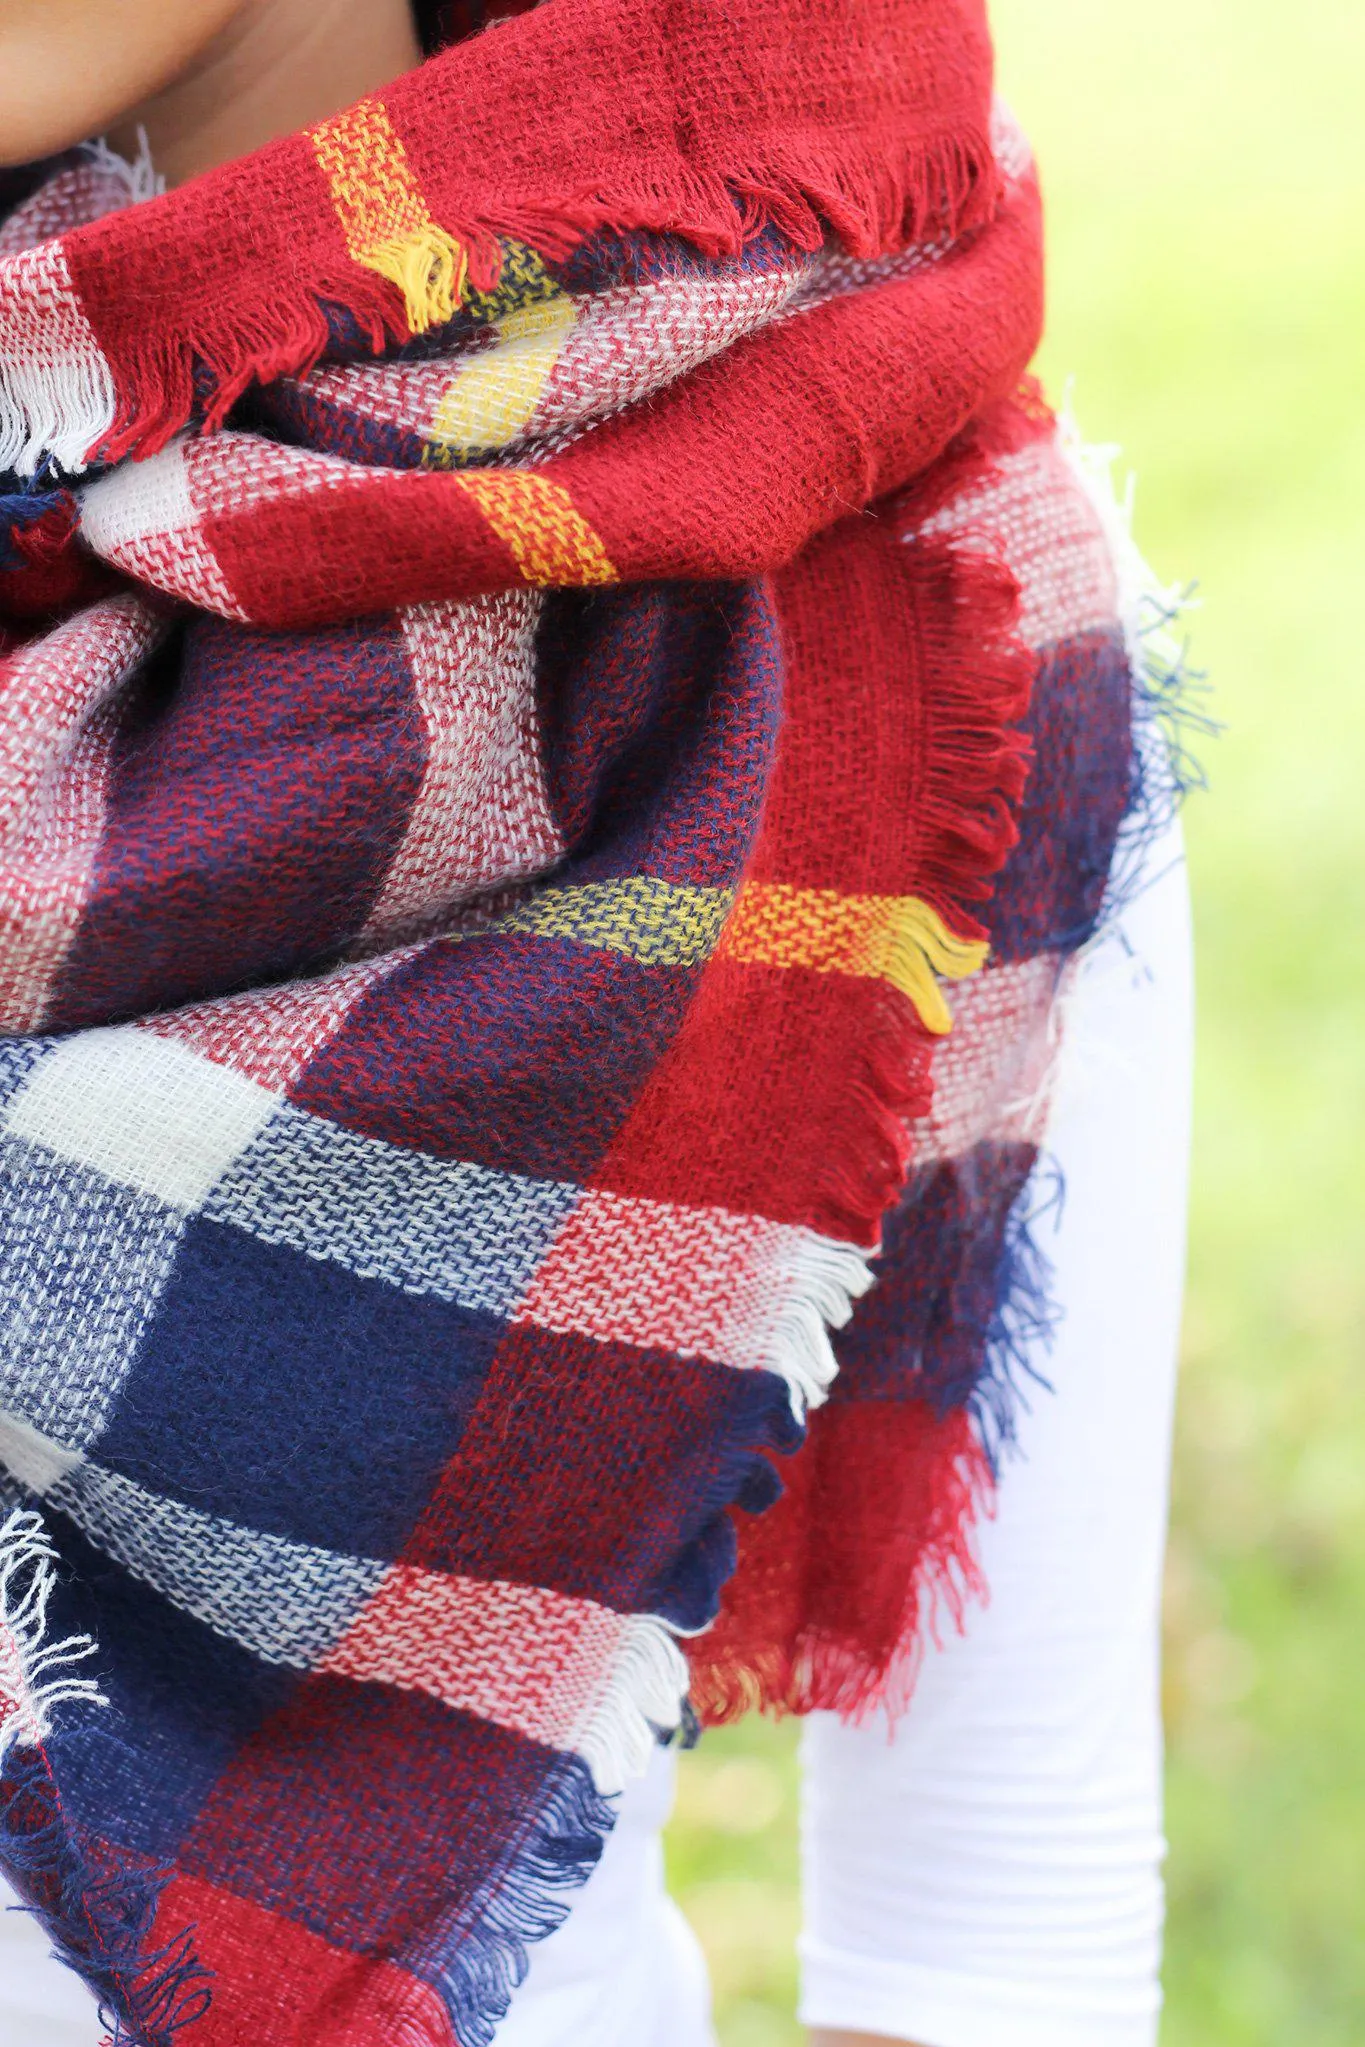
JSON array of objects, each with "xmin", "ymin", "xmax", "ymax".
[
  {"xmin": 427, "ymin": 1753, "xmax": 616, "ymax": 2047},
  {"xmin": 0, "ymin": 1738, "xmax": 211, "ymax": 2046},
  {"xmin": 967, "ymin": 1156, "xmax": 1064, "ymax": 1474},
  {"xmin": 1095, "ymin": 588, "xmax": 1216, "ymax": 941}
]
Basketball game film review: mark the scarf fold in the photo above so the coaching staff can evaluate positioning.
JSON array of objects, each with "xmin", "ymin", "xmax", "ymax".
[{"xmin": 0, "ymin": 5, "xmax": 1153, "ymax": 2043}]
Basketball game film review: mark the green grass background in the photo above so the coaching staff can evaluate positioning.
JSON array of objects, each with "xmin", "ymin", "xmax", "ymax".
[{"xmin": 665, "ymin": 3, "xmax": 1365, "ymax": 2039}]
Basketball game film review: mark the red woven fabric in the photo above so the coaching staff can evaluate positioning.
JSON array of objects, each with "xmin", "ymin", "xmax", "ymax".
[
  {"xmin": 25, "ymin": 0, "xmax": 1008, "ymax": 467},
  {"xmin": 689, "ymin": 510, "xmax": 1030, "ymax": 1719}
]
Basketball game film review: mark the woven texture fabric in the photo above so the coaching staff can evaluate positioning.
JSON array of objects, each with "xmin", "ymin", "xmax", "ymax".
[{"xmin": 0, "ymin": 7, "xmax": 1150, "ymax": 2042}]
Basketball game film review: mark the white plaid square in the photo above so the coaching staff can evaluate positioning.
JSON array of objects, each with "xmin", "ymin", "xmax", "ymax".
[
  {"xmin": 78, "ymin": 436, "xmax": 244, "ymax": 618},
  {"xmin": 5, "ymin": 1027, "xmax": 278, "ymax": 1212}
]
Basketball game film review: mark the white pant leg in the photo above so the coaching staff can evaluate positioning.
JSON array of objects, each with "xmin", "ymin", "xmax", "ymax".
[
  {"xmin": 0, "ymin": 1889, "xmax": 103, "ymax": 2047},
  {"xmin": 798, "ymin": 831, "xmax": 1193, "ymax": 2047}
]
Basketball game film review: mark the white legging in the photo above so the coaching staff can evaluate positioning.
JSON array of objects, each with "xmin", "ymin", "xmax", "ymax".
[{"xmin": 0, "ymin": 828, "xmax": 1192, "ymax": 2047}]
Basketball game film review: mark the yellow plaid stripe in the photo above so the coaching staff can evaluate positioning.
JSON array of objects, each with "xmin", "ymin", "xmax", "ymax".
[
  {"xmin": 498, "ymin": 878, "xmax": 733, "ymax": 968},
  {"xmin": 310, "ymin": 98, "xmax": 463, "ymax": 333},
  {"xmin": 425, "ymin": 297, "xmax": 578, "ymax": 466},
  {"xmin": 718, "ymin": 883, "xmax": 989, "ymax": 1035},
  {"xmin": 454, "ymin": 471, "xmax": 617, "ymax": 586}
]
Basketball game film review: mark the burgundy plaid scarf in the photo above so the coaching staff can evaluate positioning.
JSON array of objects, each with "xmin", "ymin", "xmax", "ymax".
[{"xmin": 0, "ymin": 3, "xmax": 1167, "ymax": 2040}]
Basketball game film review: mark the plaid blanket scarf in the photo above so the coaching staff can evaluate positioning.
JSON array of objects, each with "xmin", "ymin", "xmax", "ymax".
[{"xmin": 0, "ymin": 1, "xmax": 1184, "ymax": 2039}]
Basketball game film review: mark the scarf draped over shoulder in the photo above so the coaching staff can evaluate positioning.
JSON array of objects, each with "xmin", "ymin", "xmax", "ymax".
[{"xmin": 0, "ymin": 3, "xmax": 1169, "ymax": 2041}]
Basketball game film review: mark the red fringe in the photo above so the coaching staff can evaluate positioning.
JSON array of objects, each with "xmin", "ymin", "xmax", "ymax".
[
  {"xmin": 900, "ymin": 531, "xmax": 1036, "ymax": 939},
  {"xmin": 456, "ymin": 127, "xmax": 1001, "ymax": 279},
  {"xmin": 95, "ymin": 274, "xmax": 402, "ymax": 468},
  {"xmin": 91, "ymin": 125, "xmax": 1002, "ymax": 468},
  {"xmin": 795, "ymin": 529, "xmax": 1035, "ymax": 1254},
  {"xmin": 688, "ymin": 1402, "xmax": 993, "ymax": 1724},
  {"xmin": 690, "ymin": 468, "xmax": 1040, "ymax": 1725}
]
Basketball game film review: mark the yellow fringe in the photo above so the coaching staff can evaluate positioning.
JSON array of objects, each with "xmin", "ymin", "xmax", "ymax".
[
  {"xmin": 360, "ymin": 228, "xmax": 468, "ymax": 335},
  {"xmin": 310, "ymin": 98, "xmax": 467, "ymax": 334},
  {"xmin": 719, "ymin": 884, "xmax": 988, "ymax": 1036},
  {"xmin": 876, "ymin": 898, "xmax": 990, "ymax": 1036}
]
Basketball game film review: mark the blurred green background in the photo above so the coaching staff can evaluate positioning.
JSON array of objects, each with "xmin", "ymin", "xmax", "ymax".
[{"xmin": 665, "ymin": 3, "xmax": 1365, "ymax": 2041}]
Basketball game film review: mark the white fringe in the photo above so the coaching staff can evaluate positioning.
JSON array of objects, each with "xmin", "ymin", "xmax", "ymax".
[
  {"xmin": 0, "ymin": 131, "xmax": 160, "ymax": 479},
  {"xmin": 0, "ymin": 1509, "xmax": 105, "ymax": 1766},
  {"xmin": 0, "ymin": 312, "xmax": 120, "ymax": 479},
  {"xmin": 570, "ymin": 1224, "xmax": 874, "ymax": 1798},
  {"xmin": 1056, "ymin": 402, "xmax": 1195, "ymax": 719},
  {"xmin": 83, "ymin": 128, "xmax": 165, "ymax": 210},
  {"xmin": 577, "ymin": 1614, "xmax": 691, "ymax": 1797},
  {"xmin": 1057, "ymin": 400, "xmax": 1206, "ymax": 936},
  {"xmin": 767, "ymin": 1235, "xmax": 877, "ymax": 1418}
]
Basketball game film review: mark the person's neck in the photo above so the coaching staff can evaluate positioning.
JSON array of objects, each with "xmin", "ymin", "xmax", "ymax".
[{"xmin": 108, "ymin": 0, "xmax": 423, "ymax": 188}]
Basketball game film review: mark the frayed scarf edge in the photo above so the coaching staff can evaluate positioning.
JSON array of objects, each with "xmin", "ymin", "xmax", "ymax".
[{"xmin": 0, "ymin": 125, "xmax": 1000, "ymax": 478}]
